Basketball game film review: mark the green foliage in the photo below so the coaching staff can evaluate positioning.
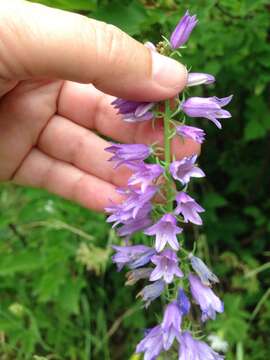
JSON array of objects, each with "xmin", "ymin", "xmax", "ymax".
[{"xmin": 1, "ymin": 0, "xmax": 270, "ymax": 359}]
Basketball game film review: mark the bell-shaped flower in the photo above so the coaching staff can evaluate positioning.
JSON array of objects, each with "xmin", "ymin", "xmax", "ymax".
[
  {"xmin": 189, "ymin": 254, "xmax": 219, "ymax": 286},
  {"xmin": 175, "ymin": 192, "xmax": 205, "ymax": 225},
  {"xmin": 187, "ymin": 72, "xmax": 215, "ymax": 87},
  {"xmin": 170, "ymin": 155, "xmax": 205, "ymax": 185},
  {"xmin": 176, "ymin": 125, "xmax": 206, "ymax": 144},
  {"xmin": 150, "ymin": 249, "xmax": 183, "ymax": 283},
  {"xmin": 170, "ymin": 11, "xmax": 198, "ymax": 48}
]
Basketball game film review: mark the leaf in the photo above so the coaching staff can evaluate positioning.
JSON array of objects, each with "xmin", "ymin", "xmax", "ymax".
[{"xmin": 0, "ymin": 251, "xmax": 43, "ymax": 276}]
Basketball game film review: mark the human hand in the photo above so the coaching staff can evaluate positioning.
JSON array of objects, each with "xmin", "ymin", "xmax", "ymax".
[{"xmin": 0, "ymin": 0, "xmax": 200, "ymax": 211}]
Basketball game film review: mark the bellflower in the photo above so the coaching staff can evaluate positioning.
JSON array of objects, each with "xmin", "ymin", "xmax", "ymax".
[
  {"xmin": 170, "ymin": 10, "xmax": 198, "ymax": 49},
  {"xmin": 112, "ymin": 245, "xmax": 155, "ymax": 271},
  {"xmin": 112, "ymin": 98, "xmax": 155, "ymax": 123},
  {"xmin": 170, "ymin": 155, "xmax": 205, "ymax": 185},
  {"xmin": 137, "ymin": 280, "xmax": 165, "ymax": 308},
  {"xmin": 187, "ymin": 72, "xmax": 215, "ymax": 87},
  {"xmin": 177, "ymin": 288, "xmax": 191, "ymax": 316},
  {"xmin": 144, "ymin": 214, "xmax": 183, "ymax": 252},
  {"xmin": 189, "ymin": 254, "xmax": 219, "ymax": 286},
  {"xmin": 128, "ymin": 163, "xmax": 164, "ymax": 192},
  {"xmin": 150, "ymin": 249, "xmax": 183, "ymax": 283},
  {"xmin": 182, "ymin": 95, "xmax": 233, "ymax": 129},
  {"xmin": 136, "ymin": 325, "xmax": 164, "ymax": 360},
  {"xmin": 125, "ymin": 268, "xmax": 153, "ymax": 286},
  {"xmin": 117, "ymin": 216, "xmax": 153, "ymax": 238},
  {"xmin": 179, "ymin": 332, "xmax": 224, "ymax": 360},
  {"xmin": 175, "ymin": 192, "xmax": 205, "ymax": 225},
  {"xmin": 105, "ymin": 143, "xmax": 152, "ymax": 167},
  {"xmin": 161, "ymin": 301, "xmax": 182, "ymax": 350},
  {"xmin": 189, "ymin": 274, "xmax": 224, "ymax": 322},
  {"xmin": 176, "ymin": 125, "xmax": 206, "ymax": 144}
]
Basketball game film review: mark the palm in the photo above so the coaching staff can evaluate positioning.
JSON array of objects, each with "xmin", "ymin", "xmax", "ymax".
[{"xmin": 0, "ymin": 79, "xmax": 199, "ymax": 211}]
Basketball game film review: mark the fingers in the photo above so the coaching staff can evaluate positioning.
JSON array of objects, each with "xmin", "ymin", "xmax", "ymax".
[
  {"xmin": 12, "ymin": 148, "xmax": 122, "ymax": 211},
  {"xmin": 37, "ymin": 115, "xmax": 132, "ymax": 186},
  {"xmin": 58, "ymin": 82, "xmax": 201, "ymax": 158},
  {"xmin": 0, "ymin": 1, "xmax": 187, "ymax": 101}
]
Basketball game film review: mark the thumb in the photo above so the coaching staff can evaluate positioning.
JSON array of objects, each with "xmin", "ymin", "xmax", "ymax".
[{"xmin": 0, "ymin": 0, "xmax": 187, "ymax": 101}]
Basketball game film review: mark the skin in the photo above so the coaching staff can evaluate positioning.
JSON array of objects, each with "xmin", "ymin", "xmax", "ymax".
[{"xmin": 0, "ymin": 0, "xmax": 200, "ymax": 212}]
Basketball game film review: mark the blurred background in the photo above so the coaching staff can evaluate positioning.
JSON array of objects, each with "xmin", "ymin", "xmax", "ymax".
[{"xmin": 0, "ymin": 0, "xmax": 269, "ymax": 359}]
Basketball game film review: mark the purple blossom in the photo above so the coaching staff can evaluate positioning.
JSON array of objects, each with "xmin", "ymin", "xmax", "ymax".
[
  {"xmin": 182, "ymin": 95, "xmax": 233, "ymax": 129},
  {"xmin": 105, "ymin": 143, "xmax": 152, "ymax": 167},
  {"xmin": 170, "ymin": 155, "xmax": 205, "ymax": 185},
  {"xmin": 170, "ymin": 11, "xmax": 198, "ymax": 49},
  {"xmin": 112, "ymin": 245, "xmax": 155, "ymax": 271},
  {"xmin": 144, "ymin": 214, "xmax": 183, "ymax": 252},
  {"xmin": 175, "ymin": 192, "xmax": 205, "ymax": 225},
  {"xmin": 189, "ymin": 274, "xmax": 224, "ymax": 322},
  {"xmin": 136, "ymin": 325, "xmax": 164, "ymax": 360},
  {"xmin": 128, "ymin": 163, "xmax": 164, "ymax": 192},
  {"xmin": 112, "ymin": 98, "xmax": 155, "ymax": 123},
  {"xmin": 150, "ymin": 249, "xmax": 183, "ymax": 283},
  {"xmin": 125, "ymin": 268, "xmax": 153, "ymax": 286},
  {"xmin": 176, "ymin": 125, "xmax": 205, "ymax": 144},
  {"xmin": 187, "ymin": 72, "xmax": 215, "ymax": 87},
  {"xmin": 189, "ymin": 254, "xmax": 219, "ymax": 286},
  {"xmin": 177, "ymin": 288, "xmax": 191, "ymax": 316},
  {"xmin": 179, "ymin": 332, "xmax": 224, "ymax": 360},
  {"xmin": 137, "ymin": 280, "xmax": 165, "ymax": 308},
  {"xmin": 161, "ymin": 301, "xmax": 182, "ymax": 350},
  {"xmin": 117, "ymin": 216, "xmax": 153, "ymax": 238}
]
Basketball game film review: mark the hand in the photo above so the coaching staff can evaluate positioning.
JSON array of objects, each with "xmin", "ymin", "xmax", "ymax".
[{"xmin": 0, "ymin": 0, "xmax": 200, "ymax": 211}]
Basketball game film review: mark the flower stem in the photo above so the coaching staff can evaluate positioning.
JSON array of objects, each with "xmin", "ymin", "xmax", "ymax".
[{"xmin": 164, "ymin": 100, "xmax": 173, "ymax": 212}]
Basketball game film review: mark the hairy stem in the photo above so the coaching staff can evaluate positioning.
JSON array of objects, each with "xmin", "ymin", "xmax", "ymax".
[{"xmin": 164, "ymin": 100, "xmax": 174, "ymax": 212}]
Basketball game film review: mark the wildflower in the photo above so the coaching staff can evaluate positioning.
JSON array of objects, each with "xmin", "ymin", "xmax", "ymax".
[
  {"xmin": 177, "ymin": 288, "xmax": 191, "ymax": 316},
  {"xmin": 117, "ymin": 216, "xmax": 153, "ymax": 238},
  {"xmin": 176, "ymin": 125, "xmax": 205, "ymax": 144},
  {"xmin": 189, "ymin": 254, "xmax": 219, "ymax": 286},
  {"xmin": 128, "ymin": 163, "xmax": 164, "ymax": 192},
  {"xmin": 125, "ymin": 268, "xmax": 153, "ymax": 286},
  {"xmin": 112, "ymin": 245, "xmax": 155, "ymax": 271},
  {"xmin": 112, "ymin": 98, "xmax": 155, "ymax": 123},
  {"xmin": 170, "ymin": 155, "xmax": 205, "ymax": 185},
  {"xmin": 161, "ymin": 301, "xmax": 182, "ymax": 350},
  {"xmin": 137, "ymin": 280, "xmax": 165, "ymax": 308},
  {"xmin": 175, "ymin": 192, "xmax": 205, "ymax": 225},
  {"xmin": 170, "ymin": 10, "xmax": 198, "ymax": 49},
  {"xmin": 144, "ymin": 214, "xmax": 183, "ymax": 252},
  {"xmin": 189, "ymin": 274, "xmax": 224, "ymax": 322},
  {"xmin": 150, "ymin": 249, "xmax": 183, "ymax": 283},
  {"xmin": 179, "ymin": 331, "xmax": 224, "ymax": 360},
  {"xmin": 187, "ymin": 72, "xmax": 215, "ymax": 87},
  {"xmin": 105, "ymin": 143, "xmax": 152, "ymax": 168},
  {"xmin": 136, "ymin": 325, "xmax": 164, "ymax": 360},
  {"xmin": 182, "ymin": 95, "xmax": 233, "ymax": 129}
]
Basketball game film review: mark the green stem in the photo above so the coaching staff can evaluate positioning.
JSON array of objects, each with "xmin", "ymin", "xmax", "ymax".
[{"xmin": 164, "ymin": 100, "xmax": 173, "ymax": 212}]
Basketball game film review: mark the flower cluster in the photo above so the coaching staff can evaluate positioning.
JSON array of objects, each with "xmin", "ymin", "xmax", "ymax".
[{"xmin": 105, "ymin": 10, "xmax": 232, "ymax": 360}]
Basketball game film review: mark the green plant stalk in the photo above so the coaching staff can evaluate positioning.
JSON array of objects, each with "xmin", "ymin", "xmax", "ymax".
[{"xmin": 164, "ymin": 99, "xmax": 174, "ymax": 212}]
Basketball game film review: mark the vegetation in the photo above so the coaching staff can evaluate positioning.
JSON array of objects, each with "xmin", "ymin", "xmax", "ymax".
[{"xmin": 0, "ymin": 0, "xmax": 269, "ymax": 359}]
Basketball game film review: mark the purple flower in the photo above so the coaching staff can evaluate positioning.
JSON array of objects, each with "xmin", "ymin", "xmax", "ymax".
[
  {"xmin": 189, "ymin": 254, "xmax": 219, "ymax": 286},
  {"xmin": 105, "ymin": 143, "xmax": 152, "ymax": 168},
  {"xmin": 150, "ymin": 249, "xmax": 183, "ymax": 283},
  {"xmin": 112, "ymin": 98, "xmax": 155, "ymax": 123},
  {"xmin": 161, "ymin": 301, "xmax": 182, "ymax": 350},
  {"xmin": 170, "ymin": 11, "xmax": 198, "ymax": 49},
  {"xmin": 175, "ymin": 192, "xmax": 205, "ymax": 225},
  {"xmin": 189, "ymin": 274, "xmax": 224, "ymax": 322},
  {"xmin": 136, "ymin": 325, "xmax": 164, "ymax": 360},
  {"xmin": 176, "ymin": 125, "xmax": 205, "ymax": 144},
  {"xmin": 177, "ymin": 288, "xmax": 191, "ymax": 316},
  {"xmin": 128, "ymin": 163, "xmax": 164, "ymax": 192},
  {"xmin": 187, "ymin": 72, "xmax": 215, "ymax": 87},
  {"xmin": 117, "ymin": 216, "xmax": 153, "ymax": 238},
  {"xmin": 125, "ymin": 268, "xmax": 153, "ymax": 286},
  {"xmin": 170, "ymin": 155, "xmax": 205, "ymax": 185},
  {"xmin": 137, "ymin": 280, "xmax": 165, "ymax": 308},
  {"xmin": 182, "ymin": 95, "xmax": 233, "ymax": 129},
  {"xmin": 112, "ymin": 245, "xmax": 155, "ymax": 271},
  {"xmin": 179, "ymin": 332, "xmax": 224, "ymax": 360},
  {"xmin": 144, "ymin": 214, "xmax": 183, "ymax": 252}
]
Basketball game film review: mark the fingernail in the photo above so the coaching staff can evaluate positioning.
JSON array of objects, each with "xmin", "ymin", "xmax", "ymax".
[{"xmin": 151, "ymin": 52, "xmax": 188, "ymax": 90}]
